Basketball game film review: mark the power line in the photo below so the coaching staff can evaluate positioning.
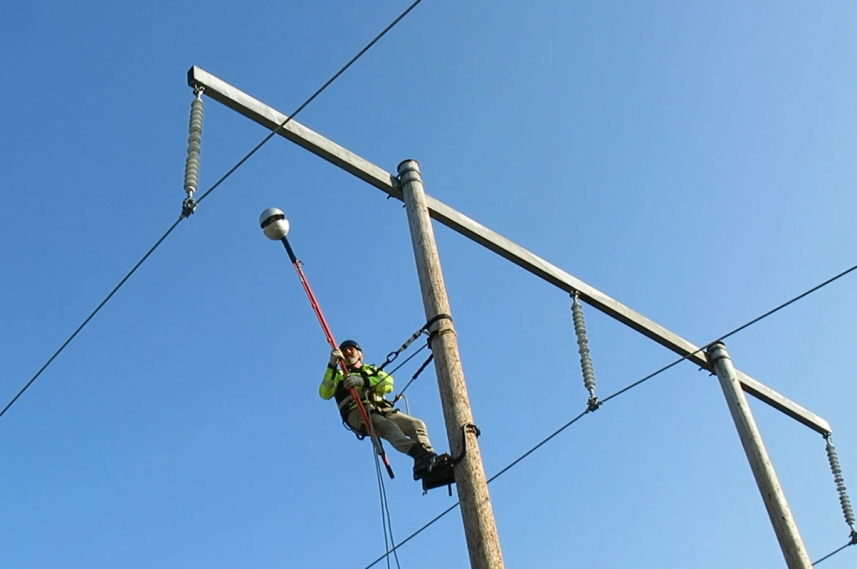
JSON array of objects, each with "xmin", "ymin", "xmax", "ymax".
[
  {"xmin": 604, "ymin": 258, "xmax": 857, "ymax": 406},
  {"xmin": 359, "ymin": 261, "xmax": 857, "ymax": 568},
  {"xmin": 713, "ymin": 261, "xmax": 857, "ymax": 346},
  {"xmin": 359, "ymin": 377, "xmax": 663, "ymax": 569},
  {"xmin": 812, "ymin": 538, "xmax": 855, "ymax": 565},
  {"xmin": 194, "ymin": 0, "xmax": 425, "ymax": 207},
  {"xmin": 0, "ymin": 218, "xmax": 184, "ymax": 420},
  {"xmin": 0, "ymin": 0, "xmax": 425, "ymax": 423}
]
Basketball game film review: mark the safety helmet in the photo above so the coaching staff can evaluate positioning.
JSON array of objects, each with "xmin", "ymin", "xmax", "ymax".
[{"xmin": 339, "ymin": 339, "xmax": 361, "ymax": 351}]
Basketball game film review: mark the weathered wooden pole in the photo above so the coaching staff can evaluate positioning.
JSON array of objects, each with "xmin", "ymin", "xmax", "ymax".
[
  {"xmin": 398, "ymin": 159, "xmax": 505, "ymax": 569},
  {"xmin": 707, "ymin": 342, "xmax": 812, "ymax": 569}
]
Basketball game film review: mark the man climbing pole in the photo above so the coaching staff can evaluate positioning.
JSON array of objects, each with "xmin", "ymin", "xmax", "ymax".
[{"xmin": 319, "ymin": 339, "xmax": 438, "ymax": 480}]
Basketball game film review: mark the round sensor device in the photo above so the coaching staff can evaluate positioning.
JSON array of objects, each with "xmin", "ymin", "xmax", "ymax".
[{"xmin": 259, "ymin": 207, "xmax": 290, "ymax": 240}]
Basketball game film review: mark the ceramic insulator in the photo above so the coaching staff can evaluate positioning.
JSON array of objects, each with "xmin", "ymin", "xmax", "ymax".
[
  {"xmin": 572, "ymin": 295, "xmax": 596, "ymax": 396},
  {"xmin": 183, "ymin": 95, "xmax": 204, "ymax": 198}
]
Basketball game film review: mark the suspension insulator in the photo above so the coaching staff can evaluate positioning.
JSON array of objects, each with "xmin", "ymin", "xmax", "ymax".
[
  {"xmin": 571, "ymin": 293, "xmax": 597, "ymax": 402},
  {"xmin": 826, "ymin": 435, "xmax": 856, "ymax": 531},
  {"xmin": 183, "ymin": 90, "xmax": 204, "ymax": 200}
]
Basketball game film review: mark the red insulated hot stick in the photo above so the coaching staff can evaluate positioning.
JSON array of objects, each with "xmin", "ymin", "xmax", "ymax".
[{"xmin": 280, "ymin": 236, "xmax": 395, "ymax": 479}]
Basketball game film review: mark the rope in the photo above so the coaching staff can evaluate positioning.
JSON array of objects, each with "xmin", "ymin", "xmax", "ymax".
[{"xmin": 372, "ymin": 445, "xmax": 401, "ymax": 569}]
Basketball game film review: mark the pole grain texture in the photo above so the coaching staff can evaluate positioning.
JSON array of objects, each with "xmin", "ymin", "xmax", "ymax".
[{"xmin": 398, "ymin": 159, "xmax": 506, "ymax": 569}]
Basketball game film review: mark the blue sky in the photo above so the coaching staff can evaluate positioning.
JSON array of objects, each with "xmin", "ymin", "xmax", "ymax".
[{"xmin": 2, "ymin": 2, "xmax": 856, "ymax": 568}]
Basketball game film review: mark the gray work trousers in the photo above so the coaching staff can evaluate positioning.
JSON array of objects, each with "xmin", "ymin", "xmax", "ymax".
[{"xmin": 347, "ymin": 407, "xmax": 434, "ymax": 455}]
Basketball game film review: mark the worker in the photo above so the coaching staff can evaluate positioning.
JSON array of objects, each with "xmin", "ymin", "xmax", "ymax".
[{"xmin": 320, "ymin": 339, "xmax": 437, "ymax": 480}]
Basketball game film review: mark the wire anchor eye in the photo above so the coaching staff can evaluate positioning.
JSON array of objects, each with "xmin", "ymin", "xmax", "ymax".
[
  {"xmin": 182, "ymin": 86, "xmax": 205, "ymax": 217},
  {"xmin": 572, "ymin": 291, "xmax": 599, "ymax": 411}
]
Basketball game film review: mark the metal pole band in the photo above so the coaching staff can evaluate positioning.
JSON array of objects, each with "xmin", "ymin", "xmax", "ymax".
[
  {"xmin": 707, "ymin": 342, "xmax": 728, "ymax": 363},
  {"xmin": 425, "ymin": 313, "xmax": 453, "ymax": 330},
  {"xmin": 397, "ymin": 159, "xmax": 420, "ymax": 182}
]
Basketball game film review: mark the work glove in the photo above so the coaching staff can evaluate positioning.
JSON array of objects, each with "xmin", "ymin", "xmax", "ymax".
[
  {"xmin": 328, "ymin": 349, "xmax": 343, "ymax": 367},
  {"xmin": 343, "ymin": 373, "xmax": 364, "ymax": 390}
]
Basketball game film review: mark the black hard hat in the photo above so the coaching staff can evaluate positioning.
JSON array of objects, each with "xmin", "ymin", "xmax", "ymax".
[{"xmin": 339, "ymin": 339, "xmax": 361, "ymax": 351}]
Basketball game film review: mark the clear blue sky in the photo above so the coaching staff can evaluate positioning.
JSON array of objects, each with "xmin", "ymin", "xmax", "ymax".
[{"xmin": 2, "ymin": 2, "xmax": 856, "ymax": 568}]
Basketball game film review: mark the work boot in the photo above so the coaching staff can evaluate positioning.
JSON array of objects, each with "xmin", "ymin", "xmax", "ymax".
[{"xmin": 407, "ymin": 444, "xmax": 437, "ymax": 480}]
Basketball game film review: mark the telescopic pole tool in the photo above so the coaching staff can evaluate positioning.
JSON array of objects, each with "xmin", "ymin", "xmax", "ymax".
[{"xmin": 260, "ymin": 208, "xmax": 394, "ymax": 479}]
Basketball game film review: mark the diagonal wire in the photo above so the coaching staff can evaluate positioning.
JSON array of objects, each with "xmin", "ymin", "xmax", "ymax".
[
  {"xmin": 812, "ymin": 539, "xmax": 855, "ymax": 565},
  {"xmin": 359, "ymin": 259, "xmax": 857, "ymax": 569},
  {"xmin": 194, "ymin": 0, "xmax": 425, "ymax": 207},
  {"xmin": 485, "ymin": 409, "xmax": 589, "ymax": 485},
  {"xmin": 0, "ymin": 0, "xmax": 426, "ymax": 423},
  {"xmin": 714, "ymin": 261, "xmax": 857, "ymax": 346},
  {"xmin": 359, "ymin": 379, "xmax": 663, "ymax": 569},
  {"xmin": 0, "ymin": 217, "xmax": 184, "ymax": 420},
  {"xmin": 602, "ymin": 258, "xmax": 857, "ymax": 406},
  {"xmin": 360, "ymin": 501, "xmax": 460, "ymax": 569}
]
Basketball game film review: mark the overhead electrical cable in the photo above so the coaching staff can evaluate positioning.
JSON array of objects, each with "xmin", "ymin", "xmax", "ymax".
[
  {"xmin": 0, "ymin": 219, "xmax": 183, "ymax": 420},
  {"xmin": 359, "ymin": 262, "xmax": 857, "ymax": 569},
  {"xmin": 712, "ymin": 261, "xmax": 857, "ymax": 346},
  {"xmin": 359, "ymin": 385, "xmax": 652, "ymax": 569},
  {"xmin": 607, "ymin": 259, "xmax": 857, "ymax": 406},
  {"xmin": 812, "ymin": 538, "xmax": 856, "ymax": 565},
  {"xmin": 0, "ymin": 0, "xmax": 425, "ymax": 422},
  {"xmin": 194, "ymin": 0, "xmax": 425, "ymax": 207}
]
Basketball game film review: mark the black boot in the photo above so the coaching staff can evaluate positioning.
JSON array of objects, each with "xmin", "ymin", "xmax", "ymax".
[{"xmin": 407, "ymin": 444, "xmax": 437, "ymax": 480}]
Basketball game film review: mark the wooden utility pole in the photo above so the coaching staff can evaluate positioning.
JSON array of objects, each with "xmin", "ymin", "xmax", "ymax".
[
  {"xmin": 189, "ymin": 67, "xmax": 832, "ymax": 568},
  {"xmin": 707, "ymin": 343, "xmax": 812, "ymax": 569},
  {"xmin": 399, "ymin": 159, "xmax": 505, "ymax": 569}
]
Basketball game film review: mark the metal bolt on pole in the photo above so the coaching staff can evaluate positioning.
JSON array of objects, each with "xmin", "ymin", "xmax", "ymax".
[
  {"xmin": 707, "ymin": 342, "xmax": 812, "ymax": 569},
  {"xmin": 399, "ymin": 159, "xmax": 505, "ymax": 569}
]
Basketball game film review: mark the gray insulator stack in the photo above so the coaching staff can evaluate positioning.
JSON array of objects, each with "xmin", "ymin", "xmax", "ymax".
[
  {"xmin": 825, "ymin": 435, "xmax": 856, "ymax": 533},
  {"xmin": 183, "ymin": 93, "xmax": 204, "ymax": 199},
  {"xmin": 572, "ymin": 293, "xmax": 597, "ymax": 402}
]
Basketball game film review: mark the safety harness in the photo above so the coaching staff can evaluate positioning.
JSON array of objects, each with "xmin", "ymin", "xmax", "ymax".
[
  {"xmin": 334, "ymin": 364, "xmax": 392, "ymax": 426},
  {"xmin": 336, "ymin": 316, "xmax": 471, "ymax": 494},
  {"xmin": 336, "ymin": 318, "xmax": 445, "ymax": 439}
]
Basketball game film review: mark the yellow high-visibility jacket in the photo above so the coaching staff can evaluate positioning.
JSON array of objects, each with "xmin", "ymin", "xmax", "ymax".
[{"xmin": 319, "ymin": 363, "xmax": 394, "ymax": 419}]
